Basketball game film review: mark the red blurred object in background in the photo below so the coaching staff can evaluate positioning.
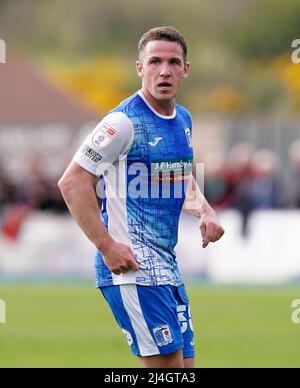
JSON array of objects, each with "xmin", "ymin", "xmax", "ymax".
[{"xmin": 1, "ymin": 204, "xmax": 31, "ymax": 241}]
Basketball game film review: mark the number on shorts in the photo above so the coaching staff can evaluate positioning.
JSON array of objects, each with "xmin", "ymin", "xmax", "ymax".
[{"xmin": 177, "ymin": 305, "xmax": 194, "ymax": 333}]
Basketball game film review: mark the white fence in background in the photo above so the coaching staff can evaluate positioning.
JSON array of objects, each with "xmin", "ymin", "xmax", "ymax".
[
  {"xmin": 0, "ymin": 210, "xmax": 300, "ymax": 284},
  {"xmin": 177, "ymin": 210, "xmax": 300, "ymax": 284}
]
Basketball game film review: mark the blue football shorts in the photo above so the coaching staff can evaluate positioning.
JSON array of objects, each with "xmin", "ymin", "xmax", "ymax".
[{"xmin": 99, "ymin": 284, "xmax": 195, "ymax": 358}]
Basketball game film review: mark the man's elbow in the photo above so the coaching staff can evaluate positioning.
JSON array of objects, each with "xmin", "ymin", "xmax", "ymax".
[
  {"xmin": 58, "ymin": 175, "xmax": 74, "ymax": 198},
  {"xmin": 58, "ymin": 170, "xmax": 93, "ymax": 198}
]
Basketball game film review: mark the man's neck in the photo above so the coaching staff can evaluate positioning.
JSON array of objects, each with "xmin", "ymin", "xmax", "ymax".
[{"xmin": 140, "ymin": 88, "xmax": 175, "ymax": 116}]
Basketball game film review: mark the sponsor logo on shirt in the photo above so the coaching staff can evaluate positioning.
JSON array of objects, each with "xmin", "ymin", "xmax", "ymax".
[
  {"xmin": 92, "ymin": 122, "xmax": 118, "ymax": 149},
  {"xmin": 153, "ymin": 324, "xmax": 173, "ymax": 347},
  {"xmin": 82, "ymin": 145, "xmax": 103, "ymax": 163},
  {"xmin": 151, "ymin": 158, "xmax": 193, "ymax": 183}
]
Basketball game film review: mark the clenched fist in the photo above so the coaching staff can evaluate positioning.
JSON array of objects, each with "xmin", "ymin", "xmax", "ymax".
[
  {"xmin": 200, "ymin": 211, "xmax": 225, "ymax": 248},
  {"xmin": 101, "ymin": 240, "xmax": 139, "ymax": 275}
]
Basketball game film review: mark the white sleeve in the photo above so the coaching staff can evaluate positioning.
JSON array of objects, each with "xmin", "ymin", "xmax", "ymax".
[{"xmin": 73, "ymin": 112, "xmax": 134, "ymax": 177}]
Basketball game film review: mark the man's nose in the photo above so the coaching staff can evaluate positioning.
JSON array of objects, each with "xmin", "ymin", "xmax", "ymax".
[{"xmin": 160, "ymin": 64, "xmax": 171, "ymax": 77}]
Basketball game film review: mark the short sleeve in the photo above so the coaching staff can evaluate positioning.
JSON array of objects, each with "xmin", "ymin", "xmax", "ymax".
[{"xmin": 73, "ymin": 112, "xmax": 134, "ymax": 177}]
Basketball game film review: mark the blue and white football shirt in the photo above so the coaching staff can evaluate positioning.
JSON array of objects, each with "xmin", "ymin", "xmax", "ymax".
[{"xmin": 74, "ymin": 91, "xmax": 194, "ymax": 287}]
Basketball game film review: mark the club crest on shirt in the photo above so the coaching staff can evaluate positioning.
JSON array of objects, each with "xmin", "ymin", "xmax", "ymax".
[
  {"xmin": 92, "ymin": 122, "xmax": 118, "ymax": 149},
  {"xmin": 185, "ymin": 128, "xmax": 193, "ymax": 148},
  {"xmin": 153, "ymin": 324, "xmax": 173, "ymax": 347}
]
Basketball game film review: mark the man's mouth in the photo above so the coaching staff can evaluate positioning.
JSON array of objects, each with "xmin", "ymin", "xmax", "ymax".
[{"xmin": 157, "ymin": 82, "xmax": 172, "ymax": 90}]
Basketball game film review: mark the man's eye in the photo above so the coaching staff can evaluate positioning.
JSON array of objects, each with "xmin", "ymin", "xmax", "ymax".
[{"xmin": 150, "ymin": 59, "xmax": 160, "ymax": 64}]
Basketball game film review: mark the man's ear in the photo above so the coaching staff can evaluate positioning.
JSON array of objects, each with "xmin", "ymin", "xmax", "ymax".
[
  {"xmin": 183, "ymin": 61, "xmax": 191, "ymax": 79},
  {"xmin": 136, "ymin": 60, "xmax": 143, "ymax": 78}
]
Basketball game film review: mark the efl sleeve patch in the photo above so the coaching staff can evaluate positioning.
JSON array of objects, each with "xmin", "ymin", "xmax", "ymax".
[
  {"xmin": 92, "ymin": 122, "xmax": 118, "ymax": 149},
  {"xmin": 73, "ymin": 112, "xmax": 134, "ymax": 176}
]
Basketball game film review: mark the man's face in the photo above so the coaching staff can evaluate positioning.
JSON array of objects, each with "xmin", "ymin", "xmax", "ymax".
[{"xmin": 136, "ymin": 40, "xmax": 190, "ymax": 102}]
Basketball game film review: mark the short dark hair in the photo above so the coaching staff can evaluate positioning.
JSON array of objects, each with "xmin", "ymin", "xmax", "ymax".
[{"xmin": 138, "ymin": 26, "xmax": 188, "ymax": 63}]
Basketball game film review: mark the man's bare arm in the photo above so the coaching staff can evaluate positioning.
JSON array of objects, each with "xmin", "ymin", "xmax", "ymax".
[
  {"xmin": 58, "ymin": 161, "xmax": 138, "ymax": 274},
  {"xmin": 183, "ymin": 174, "xmax": 225, "ymax": 248}
]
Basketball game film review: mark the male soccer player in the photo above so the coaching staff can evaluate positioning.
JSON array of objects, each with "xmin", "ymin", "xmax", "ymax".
[{"xmin": 59, "ymin": 27, "xmax": 224, "ymax": 368}]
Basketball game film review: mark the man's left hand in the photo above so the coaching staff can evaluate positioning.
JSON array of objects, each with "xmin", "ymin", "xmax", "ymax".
[{"xmin": 200, "ymin": 211, "xmax": 225, "ymax": 248}]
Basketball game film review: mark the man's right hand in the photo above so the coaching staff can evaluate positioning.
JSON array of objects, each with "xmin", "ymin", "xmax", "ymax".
[{"xmin": 101, "ymin": 240, "xmax": 139, "ymax": 275}]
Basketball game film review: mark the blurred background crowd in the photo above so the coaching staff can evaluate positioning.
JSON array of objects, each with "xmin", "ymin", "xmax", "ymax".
[
  {"xmin": 1, "ymin": 139, "xmax": 300, "ymax": 240},
  {"xmin": 204, "ymin": 140, "xmax": 300, "ymax": 236}
]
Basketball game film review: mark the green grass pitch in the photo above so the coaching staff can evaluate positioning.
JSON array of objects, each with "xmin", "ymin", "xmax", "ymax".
[{"xmin": 0, "ymin": 283, "xmax": 299, "ymax": 368}]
